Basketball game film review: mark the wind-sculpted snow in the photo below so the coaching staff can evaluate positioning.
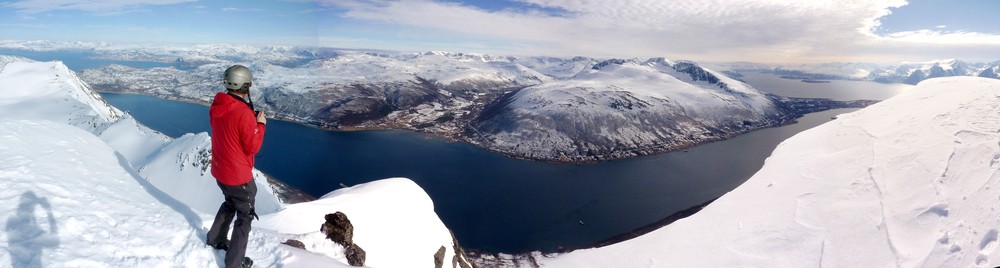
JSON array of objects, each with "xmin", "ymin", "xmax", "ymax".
[
  {"xmin": 0, "ymin": 59, "xmax": 122, "ymax": 132},
  {"xmin": 0, "ymin": 120, "xmax": 250, "ymax": 267},
  {"xmin": 0, "ymin": 58, "xmax": 471, "ymax": 267},
  {"xmin": 539, "ymin": 77, "xmax": 1000, "ymax": 267}
]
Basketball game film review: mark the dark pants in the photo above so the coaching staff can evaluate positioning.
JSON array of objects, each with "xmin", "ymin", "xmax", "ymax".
[{"xmin": 207, "ymin": 179, "xmax": 257, "ymax": 268}]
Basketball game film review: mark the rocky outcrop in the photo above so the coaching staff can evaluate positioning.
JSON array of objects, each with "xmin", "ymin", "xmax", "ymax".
[
  {"xmin": 450, "ymin": 231, "xmax": 474, "ymax": 268},
  {"xmin": 672, "ymin": 61, "xmax": 722, "ymax": 84},
  {"xmin": 321, "ymin": 212, "xmax": 366, "ymax": 266},
  {"xmin": 434, "ymin": 246, "xmax": 447, "ymax": 268},
  {"xmin": 282, "ymin": 239, "xmax": 306, "ymax": 250}
]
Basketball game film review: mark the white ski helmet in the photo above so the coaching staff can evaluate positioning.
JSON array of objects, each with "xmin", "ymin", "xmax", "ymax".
[{"xmin": 223, "ymin": 65, "xmax": 253, "ymax": 91}]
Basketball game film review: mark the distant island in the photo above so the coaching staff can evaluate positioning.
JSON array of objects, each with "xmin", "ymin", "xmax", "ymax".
[{"xmin": 801, "ymin": 79, "xmax": 832, "ymax": 83}]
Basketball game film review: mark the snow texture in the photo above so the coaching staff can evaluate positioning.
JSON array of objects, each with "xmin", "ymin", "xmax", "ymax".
[
  {"xmin": 0, "ymin": 58, "xmax": 467, "ymax": 267},
  {"xmin": 539, "ymin": 76, "xmax": 1000, "ymax": 267}
]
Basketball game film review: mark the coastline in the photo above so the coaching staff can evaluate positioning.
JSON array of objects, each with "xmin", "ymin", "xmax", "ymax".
[
  {"xmin": 463, "ymin": 198, "xmax": 718, "ymax": 267},
  {"xmin": 259, "ymin": 171, "xmax": 317, "ymax": 204},
  {"xmin": 98, "ymin": 90, "xmax": 874, "ymax": 165}
]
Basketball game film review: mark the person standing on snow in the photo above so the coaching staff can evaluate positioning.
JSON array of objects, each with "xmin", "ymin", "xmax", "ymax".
[{"xmin": 206, "ymin": 65, "xmax": 266, "ymax": 268}]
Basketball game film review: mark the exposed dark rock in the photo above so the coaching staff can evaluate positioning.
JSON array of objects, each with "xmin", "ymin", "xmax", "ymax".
[
  {"xmin": 591, "ymin": 58, "xmax": 629, "ymax": 70},
  {"xmin": 464, "ymin": 250, "xmax": 542, "ymax": 268},
  {"xmin": 672, "ymin": 61, "xmax": 721, "ymax": 84},
  {"xmin": 345, "ymin": 244, "xmax": 366, "ymax": 267},
  {"xmin": 282, "ymin": 239, "xmax": 306, "ymax": 250},
  {"xmin": 451, "ymin": 231, "xmax": 475, "ymax": 268},
  {"xmin": 434, "ymin": 246, "xmax": 447, "ymax": 268},
  {"xmin": 321, "ymin": 212, "xmax": 354, "ymax": 246},
  {"xmin": 321, "ymin": 211, "xmax": 365, "ymax": 266}
]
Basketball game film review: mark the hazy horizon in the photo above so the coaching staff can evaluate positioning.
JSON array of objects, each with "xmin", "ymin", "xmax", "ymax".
[{"xmin": 2, "ymin": 0, "xmax": 999, "ymax": 64}]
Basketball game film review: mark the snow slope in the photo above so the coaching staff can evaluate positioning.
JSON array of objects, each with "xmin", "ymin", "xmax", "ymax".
[
  {"xmin": 539, "ymin": 76, "xmax": 1000, "ymax": 267},
  {"xmin": 0, "ymin": 59, "xmax": 469, "ymax": 267},
  {"xmin": 0, "ymin": 119, "xmax": 233, "ymax": 267}
]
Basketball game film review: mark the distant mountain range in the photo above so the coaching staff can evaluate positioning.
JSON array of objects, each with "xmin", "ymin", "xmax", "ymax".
[
  {"xmin": 1, "ymin": 40, "xmax": 865, "ymax": 162},
  {"xmin": 712, "ymin": 59, "xmax": 1000, "ymax": 85}
]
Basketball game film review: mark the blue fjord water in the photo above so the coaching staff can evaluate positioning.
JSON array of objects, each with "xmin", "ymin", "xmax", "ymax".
[
  {"xmin": 0, "ymin": 50, "xmax": 180, "ymax": 71},
  {"xmin": 101, "ymin": 91, "xmax": 869, "ymax": 253}
]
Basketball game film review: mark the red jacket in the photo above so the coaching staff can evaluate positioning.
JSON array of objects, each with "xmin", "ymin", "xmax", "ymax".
[{"xmin": 210, "ymin": 92, "xmax": 266, "ymax": 186}]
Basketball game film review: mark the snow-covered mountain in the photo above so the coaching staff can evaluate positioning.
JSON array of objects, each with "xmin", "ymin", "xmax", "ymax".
[
  {"xmin": 75, "ymin": 48, "xmax": 819, "ymax": 162},
  {"xmin": 470, "ymin": 58, "xmax": 789, "ymax": 161},
  {"xmin": 0, "ymin": 58, "xmax": 471, "ymax": 267},
  {"xmin": 537, "ymin": 76, "xmax": 1000, "ymax": 267}
]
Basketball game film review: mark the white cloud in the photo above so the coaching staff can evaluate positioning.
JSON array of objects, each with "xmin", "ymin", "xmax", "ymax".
[
  {"xmin": 84, "ymin": 24, "xmax": 168, "ymax": 33},
  {"xmin": 221, "ymin": 7, "xmax": 263, "ymax": 12},
  {"xmin": 1, "ymin": 0, "xmax": 196, "ymax": 16},
  {"xmin": 0, "ymin": 23, "xmax": 54, "ymax": 28},
  {"xmin": 885, "ymin": 30, "xmax": 1000, "ymax": 45},
  {"xmin": 319, "ymin": 0, "xmax": 1000, "ymax": 63}
]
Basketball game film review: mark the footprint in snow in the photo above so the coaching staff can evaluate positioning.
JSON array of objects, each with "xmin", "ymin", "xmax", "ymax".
[{"xmin": 976, "ymin": 229, "xmax": 998, "ymax": 266}]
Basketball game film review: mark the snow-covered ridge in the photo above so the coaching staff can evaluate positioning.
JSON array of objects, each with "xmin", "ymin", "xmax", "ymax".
[
  {"xmin": 0, "ymin": 58, "xmax": 470, "ymax": 267},
  {"xmin": 539, "ymin": 76, "xmax": 1000, "ymax": 267}
]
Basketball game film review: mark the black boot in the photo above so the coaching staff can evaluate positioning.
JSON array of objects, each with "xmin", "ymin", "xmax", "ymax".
[
  {"xmin": 241, "ymin": 257, "xmax": 253, "ymax": 268},
  {"xmin": 209, "ymin": 239, "xmax": 230, "ymax": 251}
]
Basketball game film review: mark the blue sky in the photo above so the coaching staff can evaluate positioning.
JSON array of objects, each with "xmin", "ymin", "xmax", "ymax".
[
  {"xmin": 1, "ymin": 0, "xmax": 999, "ymax": 63},
  {"xmin": 877, "ymin": 0, "xmax": 1000, "ymax": 34},
  {"xmin": 0, "ymin": 1, "xmax": 321, "ymax": 46}
]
